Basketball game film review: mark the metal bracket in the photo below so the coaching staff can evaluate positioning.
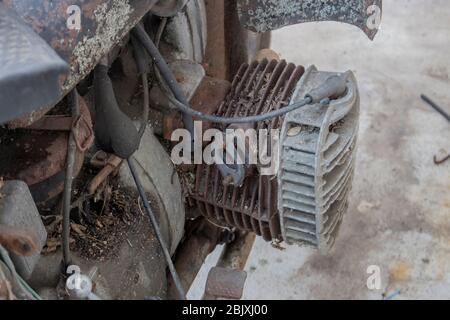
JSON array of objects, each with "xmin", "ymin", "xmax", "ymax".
[{"xmin": 237, "ymin": 0, "xmax": 383, "ymax": 40}]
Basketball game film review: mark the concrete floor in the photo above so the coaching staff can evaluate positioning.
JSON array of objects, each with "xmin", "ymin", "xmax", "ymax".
[{"xmin": 190, "ymin": 0, "xmax": 450, "ymax": 300}]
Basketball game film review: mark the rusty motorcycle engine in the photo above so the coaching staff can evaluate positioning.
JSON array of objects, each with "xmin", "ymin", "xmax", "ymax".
[{"xmin": 190, "ymin": 59, "xmax": 359, "ymax": 251}]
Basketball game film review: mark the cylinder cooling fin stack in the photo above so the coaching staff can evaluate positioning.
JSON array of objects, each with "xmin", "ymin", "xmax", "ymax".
[{"xmin": 190, "ymin": 60, "xmax": 360, "ymax": 251}]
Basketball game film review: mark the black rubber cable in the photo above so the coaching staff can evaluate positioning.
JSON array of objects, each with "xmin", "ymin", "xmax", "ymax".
[
  {"xmin": 132, "ymin": 24, "xmax": 314, "ymax": 125},
  {"xmin": 131, "ymin": 29, "xmax": 187, "ymax": 300},
  {"xmin": 127, "ymin": 157, "xmax": 187, "ymax": 300},
  {"xmin": 132, "ymin": 24, "xmax": 195, "ymax": 132},
  {"xmin": 139, "ymin": 73, "xmax": 150, "ymax": 137},
  {"xmin": 62, "ymin": 89, "xmax": 79, "ymax": 268},
  {"xmin": 131, "ymin": 34, "xmax": 150, "ymax": 138}
]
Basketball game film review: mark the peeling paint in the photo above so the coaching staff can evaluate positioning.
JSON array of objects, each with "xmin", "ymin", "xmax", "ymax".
[
  {"xmin": 67, "ymin": 0, "xmax": 134, "ymax": 89},
  {"xmin": 237, "ymin": 0, "xmax": 383, "ymax": 40}
]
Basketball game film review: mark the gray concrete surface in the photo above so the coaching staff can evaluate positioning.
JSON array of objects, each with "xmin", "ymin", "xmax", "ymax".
[{"xmin": 189, "ymin": 0, "xmax": 450, "ymax": 300}]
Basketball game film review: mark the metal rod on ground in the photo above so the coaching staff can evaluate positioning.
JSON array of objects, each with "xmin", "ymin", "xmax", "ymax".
[
  {"xmin": 62, "ymin": 89, "xmax": 80, "ymax": 268},
  {"xmin": 421, "ymin": 94, "xmax": 450, "ymax": 123},
  {"xmin": 127, "ymin": 157, "xmax": 187, "ymax": 300}
]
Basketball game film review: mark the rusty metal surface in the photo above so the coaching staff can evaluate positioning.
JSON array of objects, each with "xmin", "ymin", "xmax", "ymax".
[
  {"xmin": 204, "ymin": 0, "xmax": 228, "ymax": 79},
  {"xmin": 3, "ymin": 0, "xmax": 157, "ymax": 93},
  {"xmin": 26, "ymin": 103, "xmax": 94, "ymax": 153},
  {"xmin": 204, "ymin": 267, "xmax": 247, "ymax": 300},
  {"xmin": 190, "ymin": 76, "xmax": 231, "ymax": 130},
  {"xmin": 204, "ymin": 0, "xmax": 271, "ymax": 81},
  {"xmin": 217, "ymin": 231, "xmax": 255, "ymax": 270},
  {"xmin": 88, "ymin": 153, "xmax": 123, "ymax": 195},
  {"xmin": 163, "ymin": 75, "xmax": 231, "ymax": 139},
  {"xmin": 237, "ymin": 0, "xmax": 382, "ymax": 40},
  {"xmin": 0, "ymin": 225, "xmax": 38, "ymax": 257},
  {"xmin": 6, "ymin": 106, "xmax": 54, "ymax": 130},
  {"xmin": 191, "ymin": 59, "xmax": 304, "ymax": 241},
  {"xmin": 0, "ymin": 95, "xmax": 92, "ymax": 202},
  {"xmin": 167, "ymin": 219, "xmax": 222, "ymax": 299}
]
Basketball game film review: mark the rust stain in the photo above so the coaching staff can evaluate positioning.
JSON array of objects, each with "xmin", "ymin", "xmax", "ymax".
[{"xmin": 389, "ymin": 261, "xmax": 410, "ymax": 282}]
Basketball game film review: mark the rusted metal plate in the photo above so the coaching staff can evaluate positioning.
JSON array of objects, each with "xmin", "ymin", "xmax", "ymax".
[
  {"xmin": 0, "ymin": 95, "xmax": 92, "ymax": 203},
  {"xmin": 204, "ymin": 267, "xmax": 247, "ymax": 300},
  {"xmin": 0, "ymin": 97, "xmax": 92, "ymax": 187},
  {"xmin": 3, "ymin": 0, "xmax": 157, "ymax": 92},
  {"xmin": 237, "ymin": 0, "xmax": 383, "ymax": 40}
]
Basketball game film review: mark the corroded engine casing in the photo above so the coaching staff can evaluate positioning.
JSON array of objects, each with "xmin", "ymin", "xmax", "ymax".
[{"xmin": 191, "ymin": 60, "xmax": 359, "ymax": 251}]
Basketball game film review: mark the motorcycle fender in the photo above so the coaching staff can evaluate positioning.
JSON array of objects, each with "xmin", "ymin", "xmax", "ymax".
[{"xmin": 237, "ymin": 0, "xmax": 382, "ymax": 40}]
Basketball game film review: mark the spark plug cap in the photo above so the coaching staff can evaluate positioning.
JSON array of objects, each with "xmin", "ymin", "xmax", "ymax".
[{"xmin": 305, "ymin": 71, "xmax": 350, "ymax": 104}]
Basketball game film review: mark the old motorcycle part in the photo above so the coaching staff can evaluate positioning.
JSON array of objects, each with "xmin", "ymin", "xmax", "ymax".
[
  {"xmin": 62, "ymin": 90, "xmax": 81, "ymax": 267},
  {"xmin": 204, "ymin": 0, "xmax": 271, "ymax": 81},
  {"xmin": 0, "ymin": 180, "xmax": 47, "ymax": 279},
  {"xmin": 0, "ymin": 95, "xmax": 93, "ymax": 204},
  {"xmin": 191, "ymin": 59, "xmax": 304, "ymax": 240},
  {"xmin": 237, "ymin": 0, "xmax": 383, "ymax": 40},
  {"xmin": 135, "ymin": 27, "xmax": 335, "ymax": 125},
  {"xmin": 119, "ymin": 126, "xmax": 186, "ymax": 255},
  {"xmin": 166, "ymin": 219, "xmax": 221, "ymax": 299},
  {"xmin": 204, "ymin": 267, "xmax": 247, "ymax": 300},
  {"xmin": 163, "ymin": 75, "xmax": 231, "ymax": 140},
  {"xmin": 127, "ymin": 157, "xmax": 186, "ymax": 300},
  {"xmin": 191, "ymin": 61, "xmax": 359, "ymax": 251},
  {"xmin": 279, "ymin": 66, "xmax": 359, "ymax": 250},
  {"xmin": 159, "ymin": 0, "xmax": 206, "ymax": 63},
  {"xmin": 217, "ymin": 231, "xmax": 255, "ymax": 270},
  {"xmin": 2, "ymin": 0, "xmax": 159, "ymax": 93},
  {"xmin": 0, "ymin": 3, "xmax": 68, "ymax": 124},
  {"xmin": 93, "ymin": 56, "xmax": 186, "ymax": 298},
  {"xmin": 94, "ymin": 62, "xmax": 141, "ymax": 159},
  {"xmin": 133, "ymin": 24, "xmax": 195, "ymax": 134}
]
